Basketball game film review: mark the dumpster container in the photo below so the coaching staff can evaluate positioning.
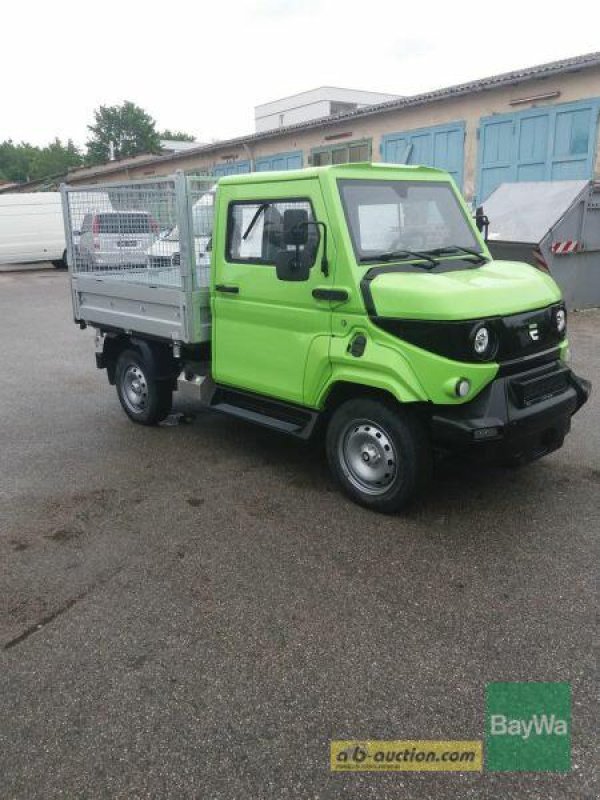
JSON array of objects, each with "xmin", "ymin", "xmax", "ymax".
[{"xmin": 484, "ymin": 180, "xmax": 600, "ymax": 310}]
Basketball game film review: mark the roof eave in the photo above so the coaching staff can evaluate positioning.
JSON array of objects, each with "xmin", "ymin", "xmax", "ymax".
[{"xmin": 66, "ymin": 51, "xmax": 600, "ymax": 183}]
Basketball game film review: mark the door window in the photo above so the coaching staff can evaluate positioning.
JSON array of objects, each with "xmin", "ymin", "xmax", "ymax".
[{"xmin": 226, "ymin": 199, "xmax": 318, "ymax": 265}]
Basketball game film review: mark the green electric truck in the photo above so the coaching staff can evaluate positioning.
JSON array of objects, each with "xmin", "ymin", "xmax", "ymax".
[{"xmin": 62, "ymin": 164, "xmax": 590, "ymax": 512}]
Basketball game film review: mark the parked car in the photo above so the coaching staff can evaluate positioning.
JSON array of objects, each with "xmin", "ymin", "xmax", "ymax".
[
  {"xmin": 0, "ymin": 192, "xmax": 66, "ymax": 268},
  {"xmin": 68, "ymin": 191, "xmax": 113, "ymax": 261},
  {"xmin": 146, "ymin": 190, "xmax": 214, "ymax": 285},
  {"xmin": 78, "ymin": 211, "xmax": 159, "ymax": 270}
]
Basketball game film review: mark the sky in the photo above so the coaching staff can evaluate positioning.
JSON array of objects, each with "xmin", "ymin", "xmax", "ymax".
[{"xmin": 1, "ymin": 0, "xmax": 599, "ymax": 150}]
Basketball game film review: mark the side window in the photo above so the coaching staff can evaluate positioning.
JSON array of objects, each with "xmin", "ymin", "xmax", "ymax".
[
  {"xmin": 81, "ymin": 214, "xmax": 92, "ymax": 233},
  {"xmin": 227, "ymin": 199, "xmax": 318, "ymax": 265}
]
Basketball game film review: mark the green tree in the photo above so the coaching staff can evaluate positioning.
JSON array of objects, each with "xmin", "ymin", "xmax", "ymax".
[
  {"xmin": 29, "ymin": 138, "xmax": 82, "ymax": 180},
  {"xmin": 0, "ymin": 140, "xmax": 38, "ymax": 183},
  {"xmin": 158, "ymin": 129, "xmax": 196, "ymax": 142},
  {"xmin": 0, "ymin": 139, "xmax": 82, "ymax": 183},
  {"xmin": 86, "ymin": 101, "xmax": 161, "ymax": 165}
]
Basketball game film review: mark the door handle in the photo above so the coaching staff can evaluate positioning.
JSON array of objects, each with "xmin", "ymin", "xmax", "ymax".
[
  {"xmin": 312, "ymin": 287, "xmax": 349, "ymax": 302},
  {"xmin": 215, "ymin": 284, "xmax": 239, "ymax": 294}
]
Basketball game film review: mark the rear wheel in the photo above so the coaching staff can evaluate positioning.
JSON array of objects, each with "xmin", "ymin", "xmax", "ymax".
[
  {"xmin": 115, "ymin": 349, "xmax": 172, "ymax": 425},
  {"xmin": 326, "ymin": 398, "xmax": 431, "ymax": 513},
  {"xmin": 52, "ymin": 250, "xmax": 68, "ymax": 269}
]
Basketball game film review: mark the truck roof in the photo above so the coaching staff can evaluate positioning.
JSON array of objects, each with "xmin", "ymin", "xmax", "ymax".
[
  {"xmin": 217, "ymin": 162, "xmax": 451, "ymax": 185},
  {"xmin": 0, "ymin": 192, "xmax": 62, "ymax": 207}
]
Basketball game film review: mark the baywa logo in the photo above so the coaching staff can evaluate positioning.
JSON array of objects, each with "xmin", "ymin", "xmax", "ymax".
[{"xmin": 485, "ymin": 682, "xmax": 571, "ymax": 772}]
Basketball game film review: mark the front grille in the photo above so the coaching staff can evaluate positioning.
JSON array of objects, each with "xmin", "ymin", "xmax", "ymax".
[
  {"xmin": 511, "ymin": 366, "xmax": 570, "ymax": 408},
  {"xmin": 148, "ymin": 255, "xmax": 172, "ymax": 270},
  {"xmin": 498, "ymin": 347, "xmax": 560, "ymax": 377}
]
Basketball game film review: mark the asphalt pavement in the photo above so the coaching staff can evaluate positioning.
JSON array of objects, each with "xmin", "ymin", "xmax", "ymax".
[{"xmin": 0, "ymin": 268, "xmax": 598, "ymax": 799}]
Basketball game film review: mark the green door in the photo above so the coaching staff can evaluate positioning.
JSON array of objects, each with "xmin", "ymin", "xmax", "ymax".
[{"xmin": 212, "ymin": 179, "xmax": 333, "ymax": 405}]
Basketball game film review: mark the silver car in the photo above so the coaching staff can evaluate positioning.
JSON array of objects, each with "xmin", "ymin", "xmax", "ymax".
[{"xmin": 78, "ymin": 211, "xmax": 158, "ymax": 270}]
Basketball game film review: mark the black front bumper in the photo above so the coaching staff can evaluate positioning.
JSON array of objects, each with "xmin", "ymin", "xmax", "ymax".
[{"xmin": 431, "ymin": 361, "xmax": 591, "ymax": 464}]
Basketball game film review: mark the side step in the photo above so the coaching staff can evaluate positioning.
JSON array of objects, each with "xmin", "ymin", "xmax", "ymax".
[{"xmin": 210, "ymin": 386, "xmax": 320, "ymax": 439}]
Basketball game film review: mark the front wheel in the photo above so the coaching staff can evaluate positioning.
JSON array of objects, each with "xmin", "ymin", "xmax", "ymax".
[
  {"xmin": 115, "ymin": 349, "xmax": 172, "ymax": 425},
  {"xmin": 326, "ymin": 398, "xmax": 431, "ymax": 513},
  {"xmin": 52, "ymin": 250, "xmax": 68, "ymax": 269}
]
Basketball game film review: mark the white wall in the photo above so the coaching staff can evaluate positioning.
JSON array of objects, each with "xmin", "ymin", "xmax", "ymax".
[
  {"xmin": 255, "ymin": 87, "xmax": 399, "ymax": 132},
  {"xmin": 256, "ymin": 100, "xmax": 332, "ymax": 132}
]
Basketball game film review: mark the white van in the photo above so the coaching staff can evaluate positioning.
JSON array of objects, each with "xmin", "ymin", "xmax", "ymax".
[{"xmin": 0, "ymin": 192, "xmax": 67, "ymax": 267}]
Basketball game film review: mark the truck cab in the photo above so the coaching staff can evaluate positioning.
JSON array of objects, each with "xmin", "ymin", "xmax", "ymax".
[{"xmin": 64, "ymin": 164, "xmax": 590, "ymax": 512}]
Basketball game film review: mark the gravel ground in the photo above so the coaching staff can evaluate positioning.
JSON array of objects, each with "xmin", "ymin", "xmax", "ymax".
[{"xmin": 0, "ymin": 269, "xmax": 598, "ymax": 799}]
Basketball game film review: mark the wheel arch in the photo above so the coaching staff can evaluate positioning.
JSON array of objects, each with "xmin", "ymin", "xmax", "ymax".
[
  {"xmin": 101, "ymin": 334, "xmax": 179, "ymax": 386},
  {"xmin": 318, "ymin": 368, "xmax": 426, "ymax": 410},
  {"xmin": 320, "ymin": 379, "xmax": 429, "ymax": 419}
]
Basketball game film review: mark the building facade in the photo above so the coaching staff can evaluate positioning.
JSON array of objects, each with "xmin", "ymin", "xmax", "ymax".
[{"xmin": 62, "ymin": 52, "xmax": 600, "ymax": 205}]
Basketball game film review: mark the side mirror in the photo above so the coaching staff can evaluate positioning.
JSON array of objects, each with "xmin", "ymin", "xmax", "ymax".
[
  {"xmin": 275, "ymin": 249, "xmax": 310, "ymax": 282},
  {"xmin": 475, "ymin": 206, "xmax": 490, "ymax": 241},
  {"xmin": 283, "ymin": 208, "xmax": 309, "ymax": 246}
]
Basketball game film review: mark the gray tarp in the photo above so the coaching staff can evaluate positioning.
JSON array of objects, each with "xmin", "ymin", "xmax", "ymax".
[{"xmin": 485, "ymin": 180, "xmax": 587, "ymax": 244}]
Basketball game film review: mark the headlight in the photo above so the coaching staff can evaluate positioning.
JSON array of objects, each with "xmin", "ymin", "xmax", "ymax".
[
  {"xmin": 474, "ymin": 326, "xmax": 490, "ymax": 355},
  {"xmin": 555, "ymin": 307, "xmax": 567, "ymax": 335},
  {"xmin": 471, "ymin": 324, "xmax": 498, "ymax": 360}
]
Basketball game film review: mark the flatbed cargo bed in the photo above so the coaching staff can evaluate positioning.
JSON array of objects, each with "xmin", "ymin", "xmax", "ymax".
[{"xmin": 61, "ymin": 174, "xmax": 214, "ymax": 343}]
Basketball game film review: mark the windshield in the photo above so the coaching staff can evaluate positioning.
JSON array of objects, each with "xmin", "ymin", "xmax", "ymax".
[
  {"xmin": 338, "ymin": 179, "xmax": 479, "ymax": 263},
  {"xmin": 166, "ymin": 191, "xmax": 214, "ymax": 241}
]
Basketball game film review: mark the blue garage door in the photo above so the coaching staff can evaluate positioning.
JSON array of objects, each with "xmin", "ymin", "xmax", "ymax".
[
  {"xmin": 212, "ymin": 160, "xmax": 251, "ymax": 178},
  {"xmin": 255, "ymin": 151, "xmax": 303, "ymax": 172},
  {"xmin": 381, "ymin": 122, "xmax": 465, "ymax": 188},
  {"xmin": 477, "ymin": 98, "xmax": 600, "ymax": 202}
]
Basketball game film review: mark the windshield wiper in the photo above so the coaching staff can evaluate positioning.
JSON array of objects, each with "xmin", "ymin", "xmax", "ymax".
[
  {"xmin": 424, "ymin": 245, "xmax": 488, "ymax": 263},
  {"xmin": 242, "ymin": 203, "xmax": 269, "ymax": 240},
  {"xmin": 362, "ymin": 249, "xmax": 439, "ymax": 269}
]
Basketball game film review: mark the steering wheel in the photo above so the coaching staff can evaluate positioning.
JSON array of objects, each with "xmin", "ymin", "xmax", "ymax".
[{"xmin": 388, "ymin": 230, "xmax": 427, "ymax": 252}]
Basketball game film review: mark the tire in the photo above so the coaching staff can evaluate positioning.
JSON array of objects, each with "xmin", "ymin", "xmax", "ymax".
[
  {"xmin": 115, "ymin": 348, "xmax": 172, "ymax": 425},
  {"xmin": 501, "ymin": 456, "xmax": 524, "ymax": 469},
  {"xmin": 52, "ymin": 251, "xmax": 68, "ymax": 269},
  {"xmin": 326, "ymin": 398, "xmax": 432, "ymax": 513}
]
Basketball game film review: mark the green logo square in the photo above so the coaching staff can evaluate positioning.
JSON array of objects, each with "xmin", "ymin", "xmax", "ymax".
[{"xmin": 485, "ymin": 682, "xmax": 571, "ymax": 772}]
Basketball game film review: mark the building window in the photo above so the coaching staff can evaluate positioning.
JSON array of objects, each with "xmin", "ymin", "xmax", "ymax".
[
  {"xmin": 312, "ymin": 151, "xmax": 331, "ymax": 166},
  {"xmin": 311, "ymin": 139, "xmax": 371, "ymax": 167},
  {"xmin": 329, "ymin": 101, "xmax": 358, "ymax": 116}
]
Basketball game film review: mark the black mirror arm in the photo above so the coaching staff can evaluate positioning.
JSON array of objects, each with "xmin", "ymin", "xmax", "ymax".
[
  {"xmin": 298, "ymin": 221, "xmax": 329, "ymax": 277},
  {"xmin": 482, "ymin": 218, "xmax": 489, "ymax": 242},
  {"xmin": 474, "ymin": 206, "xmax": 490, "ymax": 242}
]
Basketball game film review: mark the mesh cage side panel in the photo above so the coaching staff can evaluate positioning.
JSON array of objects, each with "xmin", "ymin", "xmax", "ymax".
[{"xmin": 66, "ymin": 180, "xmax": 183, "ymax": 288}]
